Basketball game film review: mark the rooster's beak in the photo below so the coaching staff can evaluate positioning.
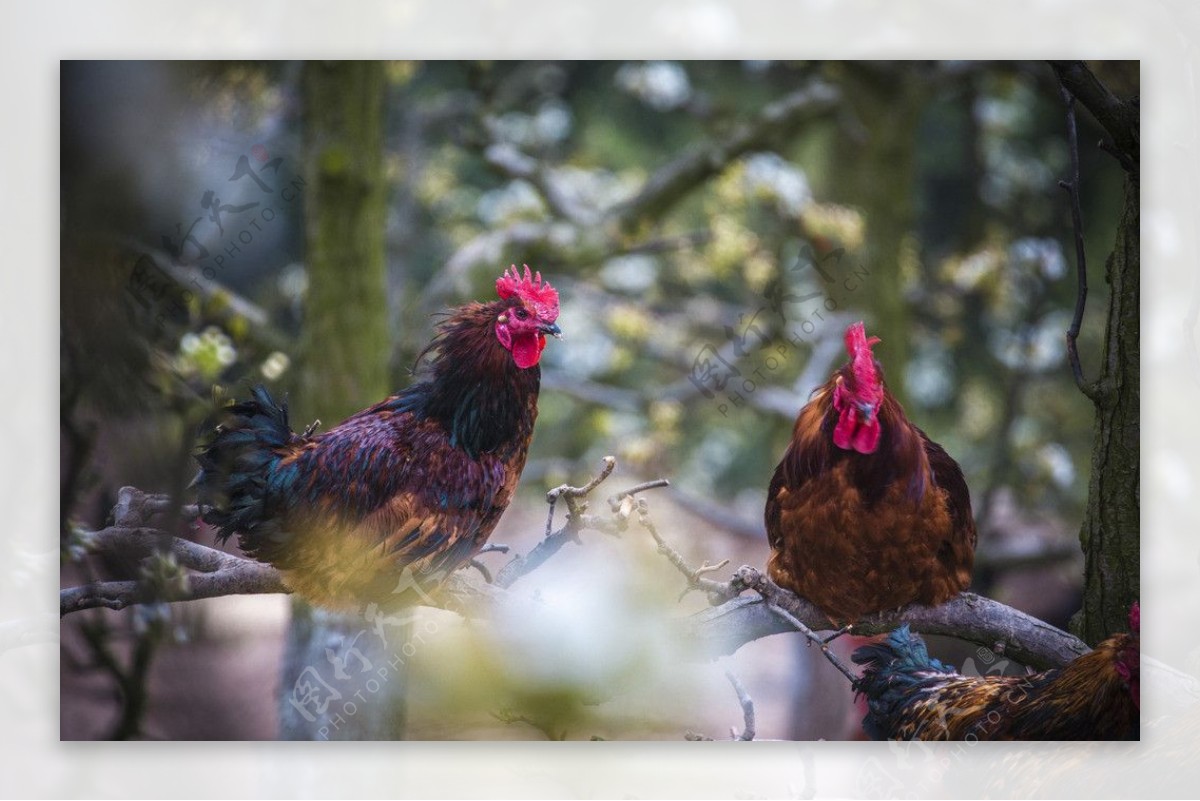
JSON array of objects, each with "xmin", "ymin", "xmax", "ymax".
[
  {"xmin": 857, "ymin": 402, "xmax": 875, "ymax": 422},
  {"xmin": 540, "ymin": 322, "xmax": 563, "ymax": 340}
]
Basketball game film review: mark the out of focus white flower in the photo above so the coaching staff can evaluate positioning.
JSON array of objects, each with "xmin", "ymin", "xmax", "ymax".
[
  {"xmin": 989, "ymin": 311, "xmax": 1071, "ymax": 371},
  {"xmin": 615, "ymin": 61, "xmax": 692, "ymax": 111},
  {"xmin": 1010, "ymin": 237, "xmax": 1067, "ymax": 281},
  {"xmin": 260, "ymin": 351, "xmax": 291, "ymax": 381},
  {"xmin": 600, "ymin": 254, "xmax": 659, "ymax": 293},
  {"xmin": 742, "ymin": 152, "xmax": 812, "ymax": 217},
  {"xmin": 477, "ymin": 180, "xmax": 546, "ymax": 225},
  {"xmin": 175, "ymin": 325, "xmax": 237, "ymax": 380},
  {"xmin": 1037, "ymin": 443, "xmax": 1076, "ymax": 488},
  {"xmin": 905, "ymin": 339, "xmax": 955, "ymax": 407}
]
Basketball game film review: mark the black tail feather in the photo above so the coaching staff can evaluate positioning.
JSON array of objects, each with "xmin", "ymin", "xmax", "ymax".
[{"xmin": 195, "ymin": 385, "xmax": 298, "ymax": 553}]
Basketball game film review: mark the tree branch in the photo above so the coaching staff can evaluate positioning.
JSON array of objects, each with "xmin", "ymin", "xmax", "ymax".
[
  {"xmin": 494, "ymin": 456, "xmax": 619, "ymax": 588},
  {"xmin": 685, "ymin": 567, "xmax": 1091, "ymax": 671},
  {"xmin": 430, "ymin": 80, "xmax": 840, "ymax": 304},
  {"xmin": 61, "ymin": 559, "xmax": 288, "ymax": 616},
  {"xmin": 1055, "ymin": 82, "xmax": 1099, "ymax": 400},
  {"xmin": 724, "ymin": 670, "xmax": 756, "ymax": 741},
  {"xmin": 1048, "ymin": 61, "xmax": 1138, "ymax": 170},
  {"xmin": 65, "ymin": 471, "xmax": 1096, "ymax": 676},
  {"xmin": 610, "ymin": 81, "xmax": 840, "ymax": 233}
]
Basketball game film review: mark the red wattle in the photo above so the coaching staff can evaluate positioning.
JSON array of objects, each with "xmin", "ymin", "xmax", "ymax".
[
  {"xmin": 833, "ymin": 407, "xmax": 880, "ymax": 454},
  {"xmin": 833, "ymin": 407, "xmax": 856, "ymax": 451},
  {"xmin": 511, "ymin": 333, "xmax": 543, "ymax": 369}
]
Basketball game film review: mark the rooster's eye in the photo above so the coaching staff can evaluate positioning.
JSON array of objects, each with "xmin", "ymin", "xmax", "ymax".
[{"xmin": 514, "ymin": 308, "xmax": 529, "ymax": 320}]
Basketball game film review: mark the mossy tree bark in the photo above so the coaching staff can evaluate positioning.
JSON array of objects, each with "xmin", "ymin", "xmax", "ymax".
[
  {"xmin": 826, "ymin": 64, "xmax": 927, "ymax": 409},
  {"xmin": 298, "ymin": 60, "xmax": 390, "ymax": 424},
  {"xmin": 278, "ymin": 61, "xmax": 405, "ymax": 740},
  {"xmin": 1071, "ymin": 172, "xmax": 1139, "ymax": 645},
  {"xmin": 1050, "ymin": 61, "xmax": 1140, "ymax": 645}
]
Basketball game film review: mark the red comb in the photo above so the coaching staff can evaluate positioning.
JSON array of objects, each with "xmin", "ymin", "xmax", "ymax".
[
  {"xmin": 844, "ymin": 322, "xmax": 882, "ymax": 393},
  {"xmin": 496, "ymin": 265, "xmax": 559, "ymax": 321},
  {"xmin": 1129, "ymin": 602, "xmax": 1140, "ymax": 634}
]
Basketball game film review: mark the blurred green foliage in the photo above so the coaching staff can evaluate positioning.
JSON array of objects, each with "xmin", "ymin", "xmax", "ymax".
[{"xmin": 65, "ymin": 59, "xmax": 1131, "ymax": 542}]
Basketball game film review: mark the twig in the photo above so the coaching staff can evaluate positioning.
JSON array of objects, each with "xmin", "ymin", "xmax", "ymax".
[
  {"xmin": 684, "ymin": 669, "xmax": 757, "ymax": 741},
  {"xmin": 86, "ymin": 527, "xmax": 246, "ymax": 573},
  {"xmin": 732, "ymin": 568, "xmax": 858, "ymax": 682},
  {"xmin": 495, "ymin": 457, "xmax": 619, "ymax": 588},
  {"xmin": 1056, "ymin": 83, "xmax": 1096, "ymax": 399},
  {"xmin": 767, "ymin": 605, "xmax": 858, "ymax": 684},
  {"xmin": 609, "ymin": 479, "xmax": 671, "ymax": 504},
  {"xmin": 632, "ymin": 498, "xmax": 742, "ymax": 604},
  {"xmin": 465, "ymin": 559, "xmax": 493, "ymax": 584},
  {"xmin": 61, "ymin": 492, "xmax": 293, "ymax": 617},
  {"xmin": 724, "ymin": 670, "xmax": 756, "ymax": 741},
  {"xmin": 544, "ymin": 455, "xmax": 617, "ymax": 537}
]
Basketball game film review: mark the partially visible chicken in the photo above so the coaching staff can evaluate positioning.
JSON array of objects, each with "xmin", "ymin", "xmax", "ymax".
[
  {"xmin": 765, "ymin": 322, "xmax": 976, "ymax": 623},
  {"xmin": 852, "ymin": 604, "xmax": 1140, "ymax": 740}
]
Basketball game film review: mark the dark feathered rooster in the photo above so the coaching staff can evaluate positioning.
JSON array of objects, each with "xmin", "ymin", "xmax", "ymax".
[
  {"xmin": 764, "ymin": 322, "xmax": 976, "ymax": 623},
  {"xmin": 195, "ymin": 265, "xmax": 561, "ymax": 608},
  {"xmin": 852, "ymin": 604, "xmax": 1140, "ymax": 740}
]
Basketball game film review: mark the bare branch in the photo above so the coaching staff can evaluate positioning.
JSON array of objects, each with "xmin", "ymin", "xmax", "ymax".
[
  {"xmin": 685, "ymin": 566, "xmax": 1091, "ymax": 671},
  {"xmin": 1055, "ymin": 83, "xmax": 1098, "ymax": 400},
  {"xmin": 66, "ymin": 475, "xmax": 1101, "ymax": 681},
  {"xmin": 608, "ymin": 479, "xmax": 671, "ymax": 504},
  {"xmin": 610, "ymin": 81, "xmax": 840, "ymax": 233},
  {"xmin": 761, "ymin": 599, "xmax": 858, "ymax": 683},
  {"xmin": 495, "ymin": 457, "xmax": 619, "ymax": 588},
  {"xmin": 725, "ymin": 670, "xmax": 756, "ymax": 741},
  {"xmin": 483, "ymin": 140, "xmax": 592, "ymax": 225},
  {"xmin": 685, "ymin": 670, "xmax": 758, "ymax": 742},
  {"xmin": 632, "ymin": 497, "xmax": 741, "ymax": 605},
  {"xmin": 61, "ymin": 560, "xmax": 288, "ymax": 617},
  {"xmin": 86, "ymin": 527, "xmax": 244, "ymax": 573},
  {"xmin": 1048, "ymin": 61, "xmax": 1138, "ymax": 169}
]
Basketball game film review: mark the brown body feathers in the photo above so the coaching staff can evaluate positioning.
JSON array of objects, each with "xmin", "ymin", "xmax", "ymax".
[{"xmin": 765, "ymin": 323, "xmax": 976, "ymax": 623}]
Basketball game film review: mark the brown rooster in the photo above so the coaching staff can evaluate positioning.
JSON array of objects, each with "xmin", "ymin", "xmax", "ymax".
[
  {"xmin": 764, "ymin": 322, "xmax": 976, "ymax": 623},
  {"xmin": 196, "ymin": 265, "xmax": 561, "ymax": 609},
  {"xmin": 852, "ymin": 604, "xmax": 1140, "ymax": 740}
]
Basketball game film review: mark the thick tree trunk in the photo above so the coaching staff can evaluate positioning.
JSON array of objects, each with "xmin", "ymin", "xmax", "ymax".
[
  {"xmin": 278, "ymin": 60, "xmax": 406, "ymax": 740},
  {"xmin": 1072, "ymin": 172, "xmax": 1140, "ymax": 645},
  {"xmin": 827, "ymin": 65, "xmax": 925, "ymax": 408},
  {"xmin": 1048, "ymin": 61, "xmax": 1141, "ymax": 647},
  {"xmin": 297, "ymin": 60, "xmax": 389, "ymax": 424}
]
